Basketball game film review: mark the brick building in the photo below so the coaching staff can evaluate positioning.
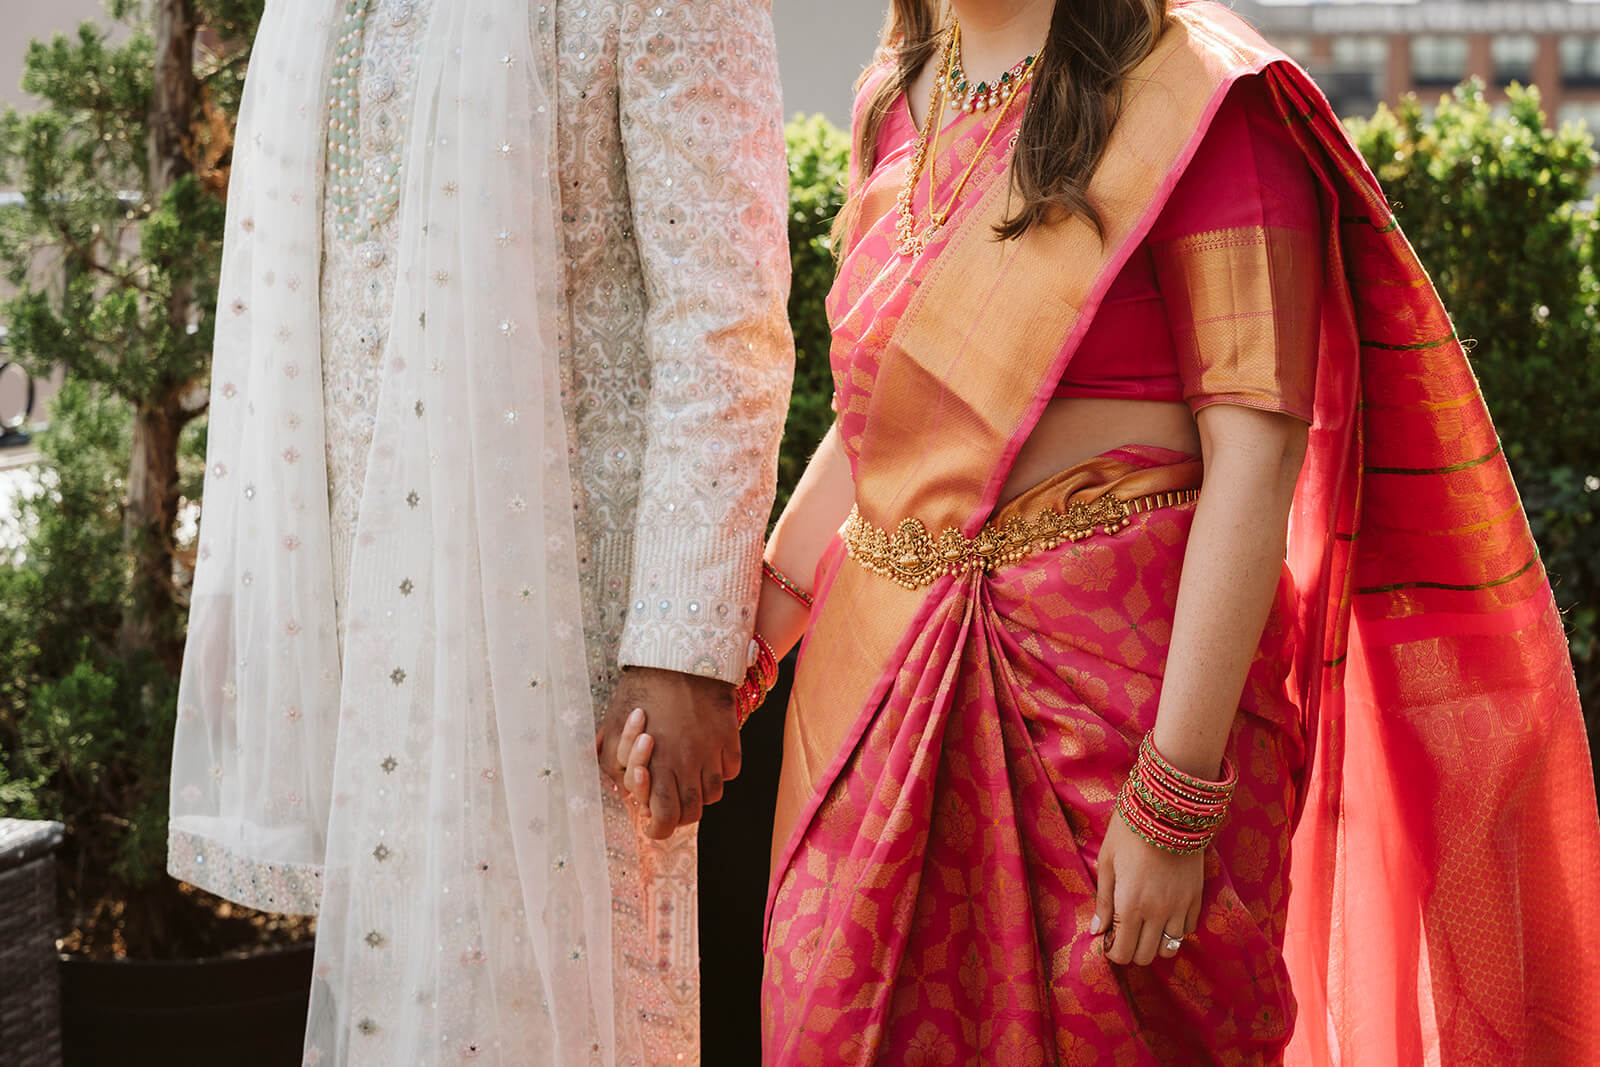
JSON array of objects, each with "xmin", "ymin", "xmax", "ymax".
[{"xmin": 1235, "ymin": 0, "xmax": 1600, "ymax": 126}]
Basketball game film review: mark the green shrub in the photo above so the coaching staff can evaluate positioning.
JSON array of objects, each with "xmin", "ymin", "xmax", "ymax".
[
  {"xmin": 0, "ymin": 0, "xmax": 305, "ymax": 960},
  {"xmin": 774, "ymin": 114, "xmax": 851, "ymax": 522},
  {"xmin": 0, "ymin": 379, "xmax": 202, "ymax": 955},
  {"xmin": 1348, "ymin": 81, "xmax": 1600, "ymax": 718}
]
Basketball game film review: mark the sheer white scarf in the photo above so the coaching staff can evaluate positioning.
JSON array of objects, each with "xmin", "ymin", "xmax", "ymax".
[{"xmin": 169, "ymin": 0, "xmax": 615, "ymax": 1061}]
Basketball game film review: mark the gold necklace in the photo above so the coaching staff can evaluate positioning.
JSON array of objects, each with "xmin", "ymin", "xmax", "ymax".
[{"xmin": 894, "ymin": 23, "xmax": 1037, "ymax": 258}]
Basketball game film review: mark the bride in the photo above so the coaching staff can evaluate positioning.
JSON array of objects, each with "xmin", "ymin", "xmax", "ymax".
[{"xmin": 619, "ymin": 0, "xmax": 1600, "ymax": 1062}]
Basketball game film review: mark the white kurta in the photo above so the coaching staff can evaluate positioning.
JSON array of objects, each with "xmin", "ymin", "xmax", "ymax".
[{"xmin": 168, "ymin": 0, "xmax": 792, "ymax": 1062}]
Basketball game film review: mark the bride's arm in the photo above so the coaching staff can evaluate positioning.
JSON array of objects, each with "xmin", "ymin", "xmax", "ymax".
[
  {"xmin": 757, "ymin": 421, "xmax": 856, "ymax": 660},
  {"xmin": 1094, "ymin": 402, "xmax": 1306, "ymax": 967},
  {"xmin": 616, "ymin": 422, "xmax": 856, "ymax": 794}
]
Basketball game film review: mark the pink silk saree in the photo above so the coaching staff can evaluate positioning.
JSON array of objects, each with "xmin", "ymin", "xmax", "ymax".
[{"xmin": 762, "ymin": 3, "xmax": 1600, "ymax": 1065}]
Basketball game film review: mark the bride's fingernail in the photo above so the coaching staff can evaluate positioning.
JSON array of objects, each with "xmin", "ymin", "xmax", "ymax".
[
  {"xmin": 1090, "ymin": 914, "xmax": 1103, "ymax": 935},
  {"xmin": 628, "ymin": 707, "xmax": 644, "ymax": 725}
]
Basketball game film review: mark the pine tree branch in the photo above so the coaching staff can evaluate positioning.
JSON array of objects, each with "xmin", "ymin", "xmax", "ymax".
[{"xmin": 46, "ymin": 216, "xmax": 152, "ymax": 293}]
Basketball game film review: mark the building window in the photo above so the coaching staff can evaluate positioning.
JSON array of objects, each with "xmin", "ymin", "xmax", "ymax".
[
  {"xmin": 1412, "ymin": 36, "xmax": 1469, "ymax": 88},
  {"xmin": 1326, "ymin": 35, "xmax": 1388, "ymax": 103},
  {"xmin": 1561, "ymin": 37, "xmax": 1600, "ymax": 89},
  {"xmin": 1275, "ymin": 35, "xmax": 1313, "ymax": 67},
  {"xmin": 1492, "ymin": 36, "xmax": 1536, "ymax": 86},
  {"xmin": 1332, "ymin": 36, "xmax": 1387, "ymax": 73},
  {"xmin": 1558, "ymin": 101, "xmax": 1600, "ymax": 133}
]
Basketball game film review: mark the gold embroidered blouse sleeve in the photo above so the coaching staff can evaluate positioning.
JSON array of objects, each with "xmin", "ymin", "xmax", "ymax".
[
  {"xmin": 614, "ymin": 0, "xmax": 794, "ymax": 682},
  {"xmin": 1151, "ymin": 224, "xmax": 1321, "ymax": 422},
  {"xmin": 1149, "ymin": 77, "xmax": 1323, "ymax": 423}
]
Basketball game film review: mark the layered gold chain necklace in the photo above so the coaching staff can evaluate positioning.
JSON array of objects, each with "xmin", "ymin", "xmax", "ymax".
[{"xmin": 894, "ymin": 22, "xmax": 1039, "ymax": 258}]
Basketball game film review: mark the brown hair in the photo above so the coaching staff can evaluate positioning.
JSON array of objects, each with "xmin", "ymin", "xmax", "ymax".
[{"xmin": 837, "ymin": 0, "xmax": 1169, "ymax": 245}]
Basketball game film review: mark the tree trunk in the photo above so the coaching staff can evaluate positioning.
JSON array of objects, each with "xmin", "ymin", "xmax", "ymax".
[
  {"xmin": 148, "ymin": 0, "xmax": 197, "ymax": 193},
  {"xmin": 120, "ymin": 0, "xmax": 198, "ymax": 666},
  {"xmin": 120, "ymin": 398, "xmax": 185, "ymax": 669}
]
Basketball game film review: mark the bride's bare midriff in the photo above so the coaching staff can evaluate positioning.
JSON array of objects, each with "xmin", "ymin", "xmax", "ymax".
[{"xmin": 999, "ymin": 397, "xmax": 1202, "ymax": 505}]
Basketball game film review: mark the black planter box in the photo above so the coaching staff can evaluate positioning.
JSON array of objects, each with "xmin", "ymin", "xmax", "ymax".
[{"xmin": 58, "ymin": 944, "xmax": 313, "ymax": 1067}]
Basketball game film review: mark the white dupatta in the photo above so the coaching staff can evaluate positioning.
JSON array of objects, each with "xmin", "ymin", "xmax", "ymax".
[{"xmin": 169, "ymin": 0, "xmax": 616, "ymax": 1060}]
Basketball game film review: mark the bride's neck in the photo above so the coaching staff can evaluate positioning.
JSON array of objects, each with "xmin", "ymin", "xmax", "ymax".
[{"xmin": 946, "ymin": 0, "xmax": 1054, "ymax": 76}]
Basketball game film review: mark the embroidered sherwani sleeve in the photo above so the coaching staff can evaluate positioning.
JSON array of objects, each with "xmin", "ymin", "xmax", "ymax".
[{"xmin": 614, "ymin": 0, "xmax": 794, "ymax": 682}]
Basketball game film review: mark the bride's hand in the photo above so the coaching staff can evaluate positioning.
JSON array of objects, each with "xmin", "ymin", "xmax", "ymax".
[
  {"xmin": 611, "ymin": 707, "xmax": 655, "ymax": 807},
  {"xmin": 1091, "ymin": 813, "xmax": 1204, "ymax": 966}
]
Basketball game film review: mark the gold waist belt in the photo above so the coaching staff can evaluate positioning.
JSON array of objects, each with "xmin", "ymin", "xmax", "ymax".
[{"xmin": 843, "ymin": 489, "xmax": 1201, "ymax": 590}]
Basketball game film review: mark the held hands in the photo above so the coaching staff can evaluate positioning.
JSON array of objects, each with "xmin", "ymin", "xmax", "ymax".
[
  {"xmin": 1092, "ymin": 813, "xmax": 1203, "ymax": 966},
  {"xmin": 595, "ymin": 666, "xmax": 740, "ymax": 840},
  {"xmin": 614, "ymin": 708, "xmax": 656, "ymax": 810}
]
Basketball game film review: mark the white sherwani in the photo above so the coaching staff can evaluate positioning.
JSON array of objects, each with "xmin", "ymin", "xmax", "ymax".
[{"xmin": 168, "ymin": 0, "xmax": 791, "ymax": 1062}]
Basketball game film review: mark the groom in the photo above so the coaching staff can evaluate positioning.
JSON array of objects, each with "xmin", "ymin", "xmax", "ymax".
[
  {"xmin": 168, "ymin": 0, "xmax": 791, "ymax": 1062},
  {"xmin": 558, "ymin": 0, "xmax": 794, "ymax": 1056}
]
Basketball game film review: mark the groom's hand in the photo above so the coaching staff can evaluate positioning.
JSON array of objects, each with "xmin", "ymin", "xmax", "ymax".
[{"xmin": 597, "ymin": 666, "xmax": 740, "ymax": 839}]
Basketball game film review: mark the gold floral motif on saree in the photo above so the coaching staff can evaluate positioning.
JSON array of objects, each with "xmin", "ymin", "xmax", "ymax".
[{"xmin": 842, "ymin": 489, "xmax": 1201, "ymax": 589}]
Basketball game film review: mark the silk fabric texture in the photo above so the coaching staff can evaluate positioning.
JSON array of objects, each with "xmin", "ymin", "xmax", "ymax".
[
  {"xmin": 169, "ymin": 0, "xmax": 616, "ymax": 1061},
  {"xmin": 763, "ymin": 3, "xmax": 1600, "ymax": 1064}
]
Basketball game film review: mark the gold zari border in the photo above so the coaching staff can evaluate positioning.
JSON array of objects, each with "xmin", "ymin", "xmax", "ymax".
[{"xmin": 842, "ymin": 489, "xmax": 1201, "ymax": 590}]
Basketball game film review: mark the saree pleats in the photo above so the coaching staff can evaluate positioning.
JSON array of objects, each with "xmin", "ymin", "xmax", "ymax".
[{"xmin": 768, "ymin": 451, "xmax": 1306, "ymax": 1065}]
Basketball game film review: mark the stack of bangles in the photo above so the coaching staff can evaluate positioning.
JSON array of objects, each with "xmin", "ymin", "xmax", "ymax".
[
  {"xmin": 734, "ymin": 634, "xmax": 778, "ymax": 729},
  {"xmin": 1114, "ymin": 733, "xmax": 1237, "ymax": 854},
  {"xmin": 733, "ymin": 561, "xmax": 816, "ymax": 728}
]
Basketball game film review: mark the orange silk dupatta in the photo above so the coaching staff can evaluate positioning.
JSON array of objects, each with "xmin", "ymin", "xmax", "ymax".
[{"xmin": 764, "ymin": 3, "xmax": 1600, "ymax": 1064}]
